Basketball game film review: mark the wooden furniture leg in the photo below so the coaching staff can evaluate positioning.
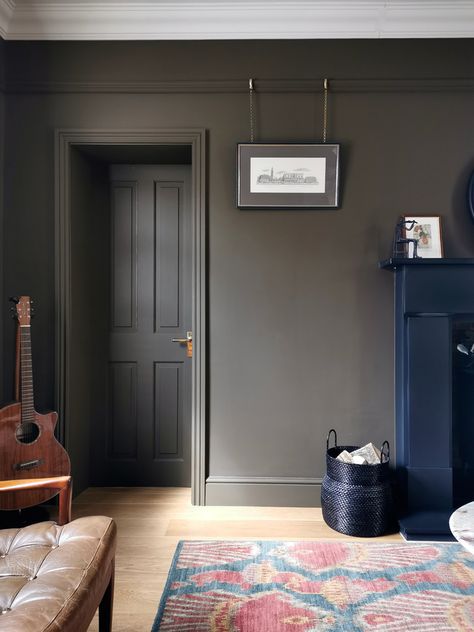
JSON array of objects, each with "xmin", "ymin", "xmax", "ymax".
[
  {"xmin": 0, "ymin": 476, "xmax": 72, "ymax": 525},
  {"xmin": 99, "ymin": 560, "xmax": 115, "ymax": 632}
]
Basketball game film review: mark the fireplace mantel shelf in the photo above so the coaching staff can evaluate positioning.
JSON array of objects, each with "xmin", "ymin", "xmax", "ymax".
[{"xmin": 380, "ymin": 258, "xmax": 474, "ymax": 270}]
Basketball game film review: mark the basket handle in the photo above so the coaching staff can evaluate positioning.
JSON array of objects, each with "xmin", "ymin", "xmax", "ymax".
[
  {"xmin": 380, "ymin": 440, "xmax": 390, "ymax": 463},
  {"xmin": 327, "ymin": 429, "xmax": 338, "ymax": 452}
]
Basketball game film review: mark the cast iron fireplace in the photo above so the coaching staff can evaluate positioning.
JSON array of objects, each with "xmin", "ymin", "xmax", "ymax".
[{"xmin": 381, "ymin": 258, "xmax": 474, "ymax": 540}]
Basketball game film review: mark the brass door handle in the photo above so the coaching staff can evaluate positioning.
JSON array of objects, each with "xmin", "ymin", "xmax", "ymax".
[
  {"xmin": 171, "ymin": 332, "xmax": 193, "ymax": 358},
  {"xmin": 171, "ymin": 331, "xmax": 192, "ymax": 343}
]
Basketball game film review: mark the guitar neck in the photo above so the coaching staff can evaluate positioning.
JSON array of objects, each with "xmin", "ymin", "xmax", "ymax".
[{"xmin": 20, "ymin": 325, "xmax": 35, "ymax": 423}]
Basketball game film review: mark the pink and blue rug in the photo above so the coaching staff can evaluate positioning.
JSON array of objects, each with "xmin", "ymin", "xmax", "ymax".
[{"xmin": 152, "ymin": 540, "xmax": 474, "ymax": 631}]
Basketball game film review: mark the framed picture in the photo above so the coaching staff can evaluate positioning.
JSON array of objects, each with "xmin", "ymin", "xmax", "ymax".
[
  {"xmin": 402, "ymin": 215, "xmax": 444, "ymax": 258},
  {"xmin": 237, "ymin": 143, "xmax": 340, "ymax": 209}
]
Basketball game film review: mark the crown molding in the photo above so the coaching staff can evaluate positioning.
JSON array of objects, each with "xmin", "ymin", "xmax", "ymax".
[
  {"xmin": 5, "ymin": 77, "xmax": 474, "ymax": 94},
  {"xmin": 0, "ymin": 0, "xmax": 15, "ymax": 39},
  {"xmin": 3, "ymin": 1, "xmax": 474, "ymax": 40}
]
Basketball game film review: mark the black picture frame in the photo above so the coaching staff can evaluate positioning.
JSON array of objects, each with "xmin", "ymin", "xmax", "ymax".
[{"xmin": 237, "ymin": 143, "xmax": 340, "ymax": 209}]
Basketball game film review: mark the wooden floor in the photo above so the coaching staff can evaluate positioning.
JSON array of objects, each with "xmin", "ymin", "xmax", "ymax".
[{"xmin": 74, "ymin": 487, "xmax": 401, "ymax": 632}]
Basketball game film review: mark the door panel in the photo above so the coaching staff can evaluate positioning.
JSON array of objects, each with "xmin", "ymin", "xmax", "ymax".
[
  {"xmin": 103, "ymin": 165, "xmax": 192, "ymax": 485},
  {"xmin": 110, "ymin": 182, "xmax": 137, "ymax": 331},
  {"xmin": 154, "ymin": 362, "xmax": 184, "ymax": 458},
  {"xmin": 155, "ymin": 183, "xmax": 182, "ymax": 329},
  {"xmin": 108, "ymin": 362, "xmax": 138, "ymax": 460}
]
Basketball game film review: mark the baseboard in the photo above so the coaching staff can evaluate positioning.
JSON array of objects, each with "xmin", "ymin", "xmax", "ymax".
[{"xmin": 205, "ymin": 476, "xmax": 322, "ymax": 507}]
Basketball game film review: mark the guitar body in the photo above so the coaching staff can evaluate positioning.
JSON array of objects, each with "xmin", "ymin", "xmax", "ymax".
[
  {"xmin": 0, "ymin": 296, "xmax": 71, "ymax": 511},
  {"xmin": 0, "ymin": 403, "xmax": 71, "ymax": 510}
]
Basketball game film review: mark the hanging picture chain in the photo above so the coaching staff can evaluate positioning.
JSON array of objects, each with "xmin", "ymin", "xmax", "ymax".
[
  {"xmin": 248, "ymin": 77, "xmax": 328, "ymax": 143},
  {"xmin": 323, "ymin": 78, "xmax": 329, "ymax": 143},
  {"xmin": 249, "ymin": 78, "xmax": 255, "ymax": 143}
]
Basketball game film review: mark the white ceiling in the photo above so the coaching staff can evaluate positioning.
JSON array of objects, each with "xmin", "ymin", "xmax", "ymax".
[{"xmin": 0, "ymin": 1, "xmax": 473, "ymax": 40}]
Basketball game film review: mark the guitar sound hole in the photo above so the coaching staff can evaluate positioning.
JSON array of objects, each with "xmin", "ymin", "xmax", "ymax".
[{"xmin": 16, "ymin": 423, "xmax": 40, "ymax": 444}]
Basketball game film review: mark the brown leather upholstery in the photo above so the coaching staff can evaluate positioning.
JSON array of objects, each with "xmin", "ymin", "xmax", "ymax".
[{"xmin": 0, "ymin": 515, "xmax": 116, "ymax": 632}]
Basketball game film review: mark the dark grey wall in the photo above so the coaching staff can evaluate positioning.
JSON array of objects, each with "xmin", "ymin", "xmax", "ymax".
[
  {"xmin": 0, "ymin": 39, "xmax": 5, "ymax": 406},
  {"xmin": 69, "ymin": 149, "xmax": 110, "ymax": 493},
  {"xmin": 2, "ymin": 40, "xmax": 474, "ymax": 504}
]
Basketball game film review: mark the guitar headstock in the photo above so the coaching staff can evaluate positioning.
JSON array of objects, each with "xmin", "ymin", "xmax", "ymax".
[{"xmin": 14, "ymin": 296, "xmax": 32, "ymax": 327}]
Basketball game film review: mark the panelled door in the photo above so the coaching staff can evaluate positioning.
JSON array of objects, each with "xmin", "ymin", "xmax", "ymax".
[{"xmin": 105, "ymin": 164, "xmax": 192, "ymax": 485}]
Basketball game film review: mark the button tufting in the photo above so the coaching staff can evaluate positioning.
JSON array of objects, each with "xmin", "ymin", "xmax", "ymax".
[{"xmin": 0, "ymin": 515, "xmax": 115, "ymax": 628}]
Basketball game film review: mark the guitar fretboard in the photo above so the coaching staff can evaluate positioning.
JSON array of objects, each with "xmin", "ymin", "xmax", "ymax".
[{"xmin": 20, "ymin": 326, "xmax": 35, "ymax": 424}]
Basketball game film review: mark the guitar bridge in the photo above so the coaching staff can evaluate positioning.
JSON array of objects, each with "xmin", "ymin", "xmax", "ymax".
[{"xmin": 13, "ymin": 459, "xmax": 44, "ymax": 471}]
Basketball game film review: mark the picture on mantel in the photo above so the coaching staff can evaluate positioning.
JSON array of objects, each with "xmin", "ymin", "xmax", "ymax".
[{"xmin": 402, "ymin": 215, "xmax": 444, "ymax": 258}]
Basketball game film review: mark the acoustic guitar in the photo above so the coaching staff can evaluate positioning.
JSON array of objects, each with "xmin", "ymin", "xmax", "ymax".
[{"xmin": 0, "ymin": 296, "xmax": 70, "ymax": 510}]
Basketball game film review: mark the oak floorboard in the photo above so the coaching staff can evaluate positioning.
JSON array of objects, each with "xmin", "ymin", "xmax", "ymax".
[{"xmin": 78, "ymin": 487, "xmax": 401, "ymax": 631}]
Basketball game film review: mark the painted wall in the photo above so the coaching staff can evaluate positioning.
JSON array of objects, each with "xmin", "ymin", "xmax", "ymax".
[
  {"xmin": 2, "ymin": 40, "xmax": 474, "ymax": 504},
  {"xmin": 68, "ymin": 149, "xmax": 110, "ymax": 494},
  {"xmin": 0, "ymin": 39, "xmax": 5, "ymax": 406}
]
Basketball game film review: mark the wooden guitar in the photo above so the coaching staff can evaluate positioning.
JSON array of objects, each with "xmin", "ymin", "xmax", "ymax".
[{"xmin": 0, "ymin": 296, "xmax": 70, "ymax": 510}]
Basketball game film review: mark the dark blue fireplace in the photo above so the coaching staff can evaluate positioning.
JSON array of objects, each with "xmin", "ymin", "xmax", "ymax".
[{"xmin": 381, "ymin": 258, "xmax": 474, "ymax": 540}]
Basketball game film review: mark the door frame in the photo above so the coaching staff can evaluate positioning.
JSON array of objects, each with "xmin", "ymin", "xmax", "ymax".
[{"xmin": 54, "ymin": 129, "xmax": 207, "ymax": 505}]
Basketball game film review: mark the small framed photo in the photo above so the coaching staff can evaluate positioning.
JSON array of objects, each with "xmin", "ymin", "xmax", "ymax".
[
  {"xmin": 402, "ymin": 215, "xmax": 444, "ymax": 258},
  {"xmin": 237, "ymin": 143, "xmax": 340, "ymax": 209}
]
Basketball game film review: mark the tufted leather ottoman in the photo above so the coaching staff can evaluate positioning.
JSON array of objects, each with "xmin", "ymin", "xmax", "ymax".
[{"xmin": 0, "ymin": 515, "xmax": 116, "ymax": 632}]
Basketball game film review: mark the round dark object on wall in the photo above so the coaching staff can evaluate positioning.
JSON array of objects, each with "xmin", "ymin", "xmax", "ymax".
[{"xmin": 469, "ymin": 171, "xmax": 474, "ymax": 223}]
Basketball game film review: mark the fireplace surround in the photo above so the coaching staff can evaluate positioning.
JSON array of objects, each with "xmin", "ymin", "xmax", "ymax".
[{"xmin": 381, "ymin": 258, "xmax": 474, "ymax": 540}]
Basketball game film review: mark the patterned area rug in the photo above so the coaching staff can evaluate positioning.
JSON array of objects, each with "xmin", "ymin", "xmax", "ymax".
[{"xmin": 152, "ymin": 540, "xmax": 474, "ymax": 631}]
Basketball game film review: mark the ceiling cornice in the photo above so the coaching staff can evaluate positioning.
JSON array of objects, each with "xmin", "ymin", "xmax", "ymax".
[
  {"xmin": 2, "ymin": 1, "xmax": 474, "ymax": 41},
  {"xmin": 0, "ymin": 0, "xmax": 15, "ymax": 39}
]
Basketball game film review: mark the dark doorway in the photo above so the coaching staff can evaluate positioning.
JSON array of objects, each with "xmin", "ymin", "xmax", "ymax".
[
  {"xmin": 57, "ymin": 135, "xmax": 206, "ymax": 500},
  {"xmin": 106, "ymin": 164, "xmax": 192, "ymax": 485}
]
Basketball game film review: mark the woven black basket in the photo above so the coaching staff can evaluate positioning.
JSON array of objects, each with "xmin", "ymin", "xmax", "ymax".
[{"xmin": 321, "ymin": 429, "xmax": 394, "ymax": 537}]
